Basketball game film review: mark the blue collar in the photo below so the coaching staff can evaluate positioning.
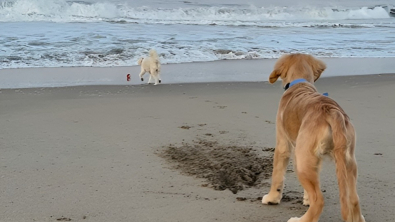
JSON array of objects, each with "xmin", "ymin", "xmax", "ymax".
[
  {"xmin": 284, "ymin": 78, "xmax": 328, "ymax": 97},
  {"xmin": 284, "ymin": 78, "xmax": 307, "ymax": 90}
]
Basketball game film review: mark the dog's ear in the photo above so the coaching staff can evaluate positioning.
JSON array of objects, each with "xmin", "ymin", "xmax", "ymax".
[
  {"xmin": 269, "ymin": 69, "xmax": 281, "ymax": 84},
  {"xmin": 269, "ymin": 55, "xmax": 290, "ymax": 84},
  {"xmin": 310, "ymin": 57, "xmax": 326, "ymax": 82}
]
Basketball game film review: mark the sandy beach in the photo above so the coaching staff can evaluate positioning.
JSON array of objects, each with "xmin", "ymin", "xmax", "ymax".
[
  {"xmin": 2, "ymin": 0, "xmax": 395, "ymax": 221},
  {"xmin": 1, "ymin": 65, "xmax": 395, "ymax": 221}
]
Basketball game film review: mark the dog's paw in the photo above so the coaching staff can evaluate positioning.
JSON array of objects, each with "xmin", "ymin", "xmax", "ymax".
[
  {"xmin": 154, "ymin": 83, "xmax": 158, "ymax": 86},
  {"xmin": 159, "ymin": 80, "xmax": 162, "ymax": 83},
  {"xmin": 303, "ymin": 197, "xmax": 310, "ymax": 206},
  {"xmin": 141, "ymin": 78, "xmax": 144, "ymax": 81},
  {"xmin": 262, "ymin": 194, "xmax": 282, "ymax": 205},
  {"xmin": 287, "ymin": 217, "xmax": 300, "ymax": 222},
  {"xmin": 303, "ymin": 190, "xmax": 310, "ymax": 206}
]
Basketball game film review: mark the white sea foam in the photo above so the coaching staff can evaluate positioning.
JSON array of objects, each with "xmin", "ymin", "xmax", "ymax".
[
  {"xmin": 0, "ymin": 0, "xmax": 394, "ymax": 70},
  {"xmin": 0, "ymin": 0, "xmax": 392, "ymax": 24},
  {"xmin": 0, "ymin": 0, "xmax": 118, "ymax": 22}
]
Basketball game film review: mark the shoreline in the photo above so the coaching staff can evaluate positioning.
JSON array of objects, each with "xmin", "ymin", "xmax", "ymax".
[{"xmin": 1, "ymin": 57, "xmax": 395, "ymax": 89}]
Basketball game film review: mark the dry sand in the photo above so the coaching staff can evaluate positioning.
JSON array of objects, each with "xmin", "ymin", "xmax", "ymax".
[{"xmin": 1, "ymin": 73, "xmax": 395, "ymax": 222}]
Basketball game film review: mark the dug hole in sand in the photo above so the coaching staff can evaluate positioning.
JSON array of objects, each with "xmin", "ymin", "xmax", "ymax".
[{"xmin": 159, "ymin": 137, "xmax": 275, "ymax": 194}]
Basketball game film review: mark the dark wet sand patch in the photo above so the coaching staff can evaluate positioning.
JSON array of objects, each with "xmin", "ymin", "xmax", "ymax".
[
  {"xmin": 179, "ymin": 125, "xmax": 192, "ymax": 130},
  {"xmin": 160, "ymin": 139, "xmax": 274, "ymax": 194}
]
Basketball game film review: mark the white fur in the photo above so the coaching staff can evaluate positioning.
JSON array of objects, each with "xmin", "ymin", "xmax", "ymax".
[{"xmin": 137, "ymin": 49, "xmax": 161, "ymax": 85}]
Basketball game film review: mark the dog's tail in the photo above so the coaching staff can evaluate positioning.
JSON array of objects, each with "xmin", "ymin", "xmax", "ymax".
[
  {"xmin": 149, "ymin": 49, "xmax": 159, "ymax": 60},
  {"xmin": 327, "ymin": 109, "xmax": 351, "ymax": 220},
  {"xmin": 149, "ymin": 49, "xmax": 160, "ymax": 72}
]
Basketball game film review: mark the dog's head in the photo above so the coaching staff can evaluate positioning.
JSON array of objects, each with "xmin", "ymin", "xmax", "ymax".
[
  {"xmin": 269, "ymin": 54, "xmax": 326, "ymax": 87},
  {"xmin": 137, "ymin": 57, "xmax": 144, "ymax": 65}
]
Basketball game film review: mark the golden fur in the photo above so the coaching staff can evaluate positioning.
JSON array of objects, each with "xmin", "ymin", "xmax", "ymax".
[{"xmin": 262, "ymin": 54, "xmax": 365, "ymax": 222}]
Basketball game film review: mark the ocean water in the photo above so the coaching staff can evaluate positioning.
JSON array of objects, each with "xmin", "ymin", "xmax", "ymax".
[{"xmin": 0, "ymin": 0, "xmax": 394, "ymax": 69}]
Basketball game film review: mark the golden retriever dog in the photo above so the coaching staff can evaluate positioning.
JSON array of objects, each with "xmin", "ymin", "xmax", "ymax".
[
  {"xmin": 137, "ymin": 49, "xmax": 161, "ymax": 85},
  {"xmin": 262, "ymin": 54, "xmax": 365, "ymax": 222}
]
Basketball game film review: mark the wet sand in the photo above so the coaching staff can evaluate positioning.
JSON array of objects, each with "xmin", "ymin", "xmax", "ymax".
[
  {"xmin": 1, "ymin": 57, "xmax": 395, "ymax": 89},
  {"xmin": 1, "ymin": 73, "xmax": 395, "ymax": 222}
]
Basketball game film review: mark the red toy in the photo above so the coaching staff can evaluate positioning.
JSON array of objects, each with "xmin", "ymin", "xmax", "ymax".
[{"xmin": 126, "ymin": 74, "xmax": 131, "ymax": 81}]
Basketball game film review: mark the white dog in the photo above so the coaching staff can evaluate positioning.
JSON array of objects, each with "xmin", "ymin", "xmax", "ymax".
[{"xmin": 137, "ymin": 49, "xmax": 161, "ymax": 85}]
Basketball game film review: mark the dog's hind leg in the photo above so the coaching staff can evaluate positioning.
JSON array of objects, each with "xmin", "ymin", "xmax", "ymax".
[
  {"xmin": 262, "ymin": 128, "xmax": 290, "ymax": 205},
  {"xmin": 150, "ymin": 68, "xmax": 160, "ymax": 85},
  {"xmin": 303, "ymin": 160, "xmax": 322, "ymax": 206},
  {"xmin": 345, "ymin": 156, "xmax": 365, "ymax": 222},
  {"xmin": 303, "ymin": 189, "xmax": 310, "ymax": 206},
  {"xmin": 153, "ymin": 73, "xmax": 160, "ymax": 85},
  {"xmin": 330, "ymin": 115, "xmax": 365, "ymax": 222},
  {"xmin": 147, "ymin": 75, "xmax": 152, "ymax": 84},
  {"xmin": 139, "ymin": 69, "xmax": 146, "ymax": 81},
  {"xmin": 288, "ymin": 134, "xmax": 324, "ymax": 222},
  {"xmin": 341, "ymin": 137, "xmax": 365, "ymax": 222}
]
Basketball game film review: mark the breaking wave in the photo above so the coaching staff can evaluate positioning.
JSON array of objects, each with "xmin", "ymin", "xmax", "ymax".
[{"xmin": 0, "ymin": 0, "xmax": 392, "ymax": 25}]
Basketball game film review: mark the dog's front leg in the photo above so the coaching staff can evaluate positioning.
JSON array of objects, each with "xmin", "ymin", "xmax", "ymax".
[
  {"xmin": 262, "ymin": 131, "xmax": 290, "ymax": 205},
  {"xmin": 147, "ymin": 75, "xmax": 152, "ymax": 84}
]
